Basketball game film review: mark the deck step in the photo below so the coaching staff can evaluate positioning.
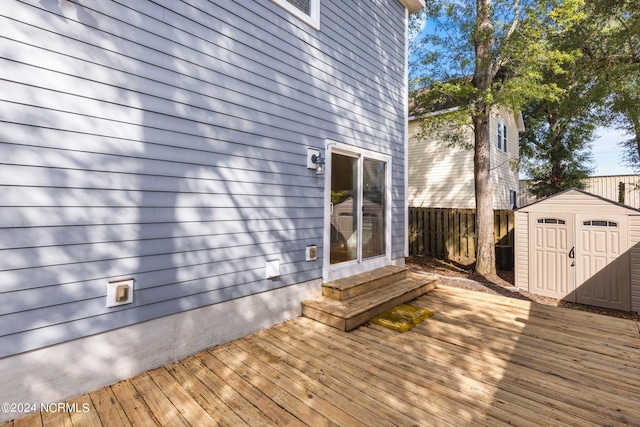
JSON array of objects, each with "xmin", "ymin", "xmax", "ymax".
[
  {"xmin": 322, "ymin": 265, "xmax": 408, "ymax": 301},
  {"xmin": 302, "ymin": 272, "xmax": 438, "ymax": 331}
]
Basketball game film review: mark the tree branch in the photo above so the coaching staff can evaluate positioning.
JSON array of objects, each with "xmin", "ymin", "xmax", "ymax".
[{"xmin": 491, "ymin": 0, "xmax": 520, "ymax": 78}]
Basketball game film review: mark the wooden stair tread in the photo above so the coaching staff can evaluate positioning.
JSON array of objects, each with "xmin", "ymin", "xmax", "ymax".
[
  {"xmin": 322, "ymin": 266, "xmax": 407, "ymax": 301},
  {"xmin": 302, "ymin": 272, "xmax": 438, "ymax": 331},
  {"xmin": 323, "ymin": 266, "xmax": 407, "ymax": 292}
]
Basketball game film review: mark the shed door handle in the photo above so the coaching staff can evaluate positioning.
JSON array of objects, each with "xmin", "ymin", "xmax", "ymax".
[{"xmin": 568, "ymin": 247, "xmax": 575, "ymax": 259}]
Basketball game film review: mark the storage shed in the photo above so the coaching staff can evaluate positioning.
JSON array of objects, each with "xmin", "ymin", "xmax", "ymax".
[{"xmin": 515, "ymin": 188, "xmax": 640, "ymax": 313}]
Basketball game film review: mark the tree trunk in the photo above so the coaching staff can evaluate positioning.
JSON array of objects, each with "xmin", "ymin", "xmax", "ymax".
[
  {"xmin": 472, "ymin": 0, "xmax": 496, "ymax": 275},
  {"xmin": 473, "ymin": 105, "xmax": 496, "ymax": 275}
]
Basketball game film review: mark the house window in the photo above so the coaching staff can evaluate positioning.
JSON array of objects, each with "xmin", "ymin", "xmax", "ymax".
[
  {"xmin": 497, "ymin": 117, "xmax": 507, "ymax": 153},
  {"xmin": 509, "ymin": 189, "xmax": 517, "ymax": 209},
  {"xmin": 271, "ymin": 0, "xmax": 320, "ymax": 29}
]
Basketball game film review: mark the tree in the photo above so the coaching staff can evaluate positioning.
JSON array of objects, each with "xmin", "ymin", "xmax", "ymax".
[
  {"xmin": 516, "ymin": 0, "xmax": 639, "ymax": 195},
  {"xmin": 581, "ymin": 0, "xmax": 640, "ymax": 170},
  {"xmin": 410, "ymin": 0, "xmax": 582, "ymax": 275},
  {"xmin": 518, "ymin": 23, "xmax": 599, "ymax": 197}
]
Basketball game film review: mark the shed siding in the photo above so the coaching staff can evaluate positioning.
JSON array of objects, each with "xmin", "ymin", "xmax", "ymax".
[
  {"xmin": 629, "ymin": 216, "xmax": 640, "ymax": 312},
  {"xmin": 514, "ymin": 211, "xmax": 529, "ymax": 290},
  {"xmin": 0, "ymin": 0, "xmax": 409, "ymax": 357}
]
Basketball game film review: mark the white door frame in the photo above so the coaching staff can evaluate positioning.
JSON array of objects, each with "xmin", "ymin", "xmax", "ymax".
[{"xmin": 322, "ymin": 140, "xmax": 392, "ymax": 282}]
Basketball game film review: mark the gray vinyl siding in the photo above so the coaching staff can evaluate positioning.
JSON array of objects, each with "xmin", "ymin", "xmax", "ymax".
[{"xmin": 0, "ymin": 0, "xmax": 408, "ymax": 357}]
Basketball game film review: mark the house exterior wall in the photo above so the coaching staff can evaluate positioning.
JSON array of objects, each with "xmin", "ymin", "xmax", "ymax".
[
  {"xmin": 491, "ymin": 106, "xmax": 520, "ymax": 210},
  {"xmin": 407, "ymin": 120, "xmax": 476, "ymax": 208},
  {"xmin": 408, "ymin": 107, "xmax": 520, "ymax": 209},
  {"xmin": 0, "ymin": 0, "xmax": 413, "ymax": 413},
  {"xmin": 520, "ymin": 175, "xmax": 640, "ymax": 208}
]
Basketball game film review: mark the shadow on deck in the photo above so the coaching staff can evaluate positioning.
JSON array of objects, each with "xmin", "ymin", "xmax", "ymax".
[{"xmin": 3, "ymin": 285, "xmax": 640, "ymax": 426}]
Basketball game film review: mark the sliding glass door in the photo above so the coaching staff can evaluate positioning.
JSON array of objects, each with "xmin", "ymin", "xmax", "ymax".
[{"xmin": 330, "ymin": 152, "xmax": 387, "ymax": 265}]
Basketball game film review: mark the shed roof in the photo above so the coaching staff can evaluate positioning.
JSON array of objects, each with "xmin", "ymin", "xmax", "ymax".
[{"xmin": 516, "ymin": 188, "xmax": 640, "ymax": 214}]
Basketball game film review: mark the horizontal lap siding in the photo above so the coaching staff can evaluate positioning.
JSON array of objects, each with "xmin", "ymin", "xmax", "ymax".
[
  {"xmin": 407, "ymin": 121, "xmax": 475, "ymax": 209},
  {"xmin": 491, "ymin": 108, "xmax": 520, "ymax": 210},
  {"xmin": 0, "ymin": 0, "xmax": 407, "ymax": 357},
  {"xmin": 630, "ymin": 216, "xmax": 640, "ymax": 312},
  {"xmin": 514, "ymin": 212, "xmax": 529, "ymax": 290}
]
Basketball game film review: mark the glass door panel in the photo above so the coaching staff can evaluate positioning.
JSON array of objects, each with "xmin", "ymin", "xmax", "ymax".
[
  {"xmin": 330, "ymin": 153, "xmax": 358, "ymax": 264},
  {"xmin": 362, "ymin": 158, "xmax": 386, "ymax": 259}
]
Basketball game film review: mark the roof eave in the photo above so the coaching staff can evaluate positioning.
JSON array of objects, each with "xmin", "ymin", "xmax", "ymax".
[{"xmin": 399, "ymin": 0, "xmax": 425, "ymax": 14}]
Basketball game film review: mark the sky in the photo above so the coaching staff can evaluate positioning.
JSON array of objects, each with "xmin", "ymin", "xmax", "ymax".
[{"xmin": 591, "ymin": 128, "xmax": 637, "ymax": 176}]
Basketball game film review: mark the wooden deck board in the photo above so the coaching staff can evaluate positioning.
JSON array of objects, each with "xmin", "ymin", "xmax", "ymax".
[
  {"xmin": 129, "ymin": 372, "xmax": 188, "ymax": 426},
  {"xmin": 88, "ymin": 386, "xmax": 131, "ymax": 427},
  {"xmin": 247, "ymin": 330, "xmax": 425, "ymax": 427},
  {"xmin": 110, "ymin": 379, "xmax": 159, "ymax": 426},
  {"xmin": 3, "ymin": 285, "xmax": 640, "ymax": 427}
]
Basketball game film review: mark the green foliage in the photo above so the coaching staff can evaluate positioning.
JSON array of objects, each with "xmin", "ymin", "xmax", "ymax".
[
  {"xmin": 409, "ymin": 1, "xmax": 588, "ymax": 274},
  {"xmin": 575, "ymin": 0, "xmax": 640, "ymax": 167},
  {"xmin": 409, "ymin": 0, "xmax": 585, "ymax": 124},
  {"xmin": 519, "ymin": 0, "xmax": 640, "ymax": 190},
  {"xmin": 520, "ymin": 99, "xmax": 596, "ymax": 197}
]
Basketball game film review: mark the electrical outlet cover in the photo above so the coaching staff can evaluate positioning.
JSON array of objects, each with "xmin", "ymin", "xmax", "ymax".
[{"xmin": 306, "ymin": 245, "xmax": 317, "ymax": 261}]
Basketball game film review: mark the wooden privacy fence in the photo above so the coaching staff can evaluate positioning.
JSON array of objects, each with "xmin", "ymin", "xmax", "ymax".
[{"xmin": 408, "ymin": 208, "xmax": 514, "ymax": 263}]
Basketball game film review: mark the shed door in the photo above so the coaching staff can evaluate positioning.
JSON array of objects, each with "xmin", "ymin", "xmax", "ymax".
[
  {"xmin": 575, "ymin": 214, "xmax": 629, "ymax": 310},
  {"xmin": 529, "ymin": 213, "xmax": 574, "ymax": 299}
]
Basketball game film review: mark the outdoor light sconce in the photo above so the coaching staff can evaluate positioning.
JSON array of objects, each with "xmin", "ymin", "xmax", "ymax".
[{"xmin": 307, "ymin": 148, "xmax": 325, "ymax": 175}]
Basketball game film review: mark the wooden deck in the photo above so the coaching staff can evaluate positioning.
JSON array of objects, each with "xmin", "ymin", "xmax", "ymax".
[{"xmin": 4, "ymin": 285, "xmax": 640, "ymax": 426}]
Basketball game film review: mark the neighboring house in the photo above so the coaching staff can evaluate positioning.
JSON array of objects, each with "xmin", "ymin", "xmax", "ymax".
[
  {"xmin": 408, "ymin": 105, "xmax": 524, "ymax": 210},
  {"xmin": 0, "ymin": 0, "xmax": 423, "ymax": 421},
  {"xmin": 519, "ymin": 174, "xmax": 640, "ymax": 209}
]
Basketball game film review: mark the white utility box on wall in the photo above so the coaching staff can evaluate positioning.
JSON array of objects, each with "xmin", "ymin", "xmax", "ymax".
[{"xmin": 107, "ymin": 278, "xmax": 134, "ymax": 308}]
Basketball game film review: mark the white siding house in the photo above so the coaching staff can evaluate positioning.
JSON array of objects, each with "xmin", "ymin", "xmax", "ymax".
[
  {"xmin": 408, "ymin": 106, "xmax": 524, "ymax": 210},
  {"xmin": 0, "ymin": 0, "xmax": 423, "ymax": 421}
]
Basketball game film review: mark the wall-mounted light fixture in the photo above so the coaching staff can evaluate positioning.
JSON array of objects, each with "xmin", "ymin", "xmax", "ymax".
[{"xmin": 307, "ymin": 148, "xmax": 325, "ymax": 175}]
